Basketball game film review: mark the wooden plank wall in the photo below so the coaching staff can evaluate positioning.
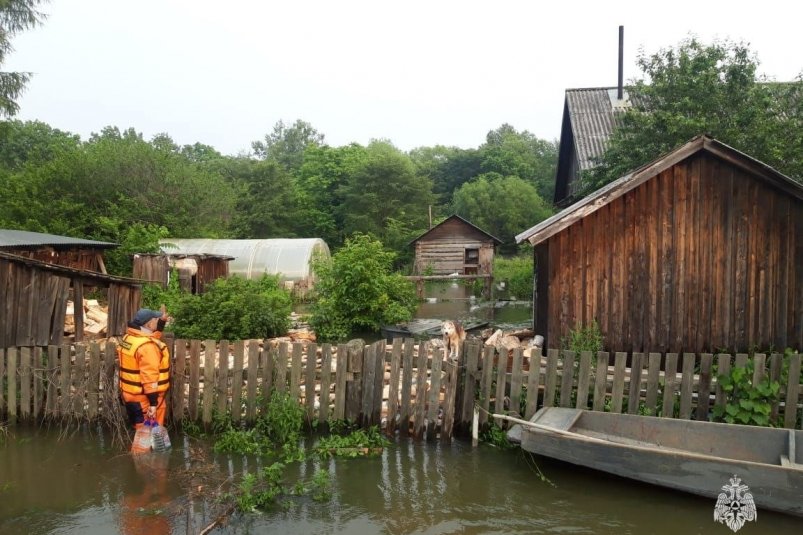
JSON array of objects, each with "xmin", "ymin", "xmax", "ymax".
[
  {"xmin": 544, "ymin": 153, "xmax": 803, "ymax": 353},
  {"xmin": 2, "ymin": 340, "xmax": 801, "ymax": 436}
]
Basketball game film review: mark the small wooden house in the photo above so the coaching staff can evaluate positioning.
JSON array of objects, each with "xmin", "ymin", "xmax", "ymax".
[
  {"xmin": 516, "ymin": 136, "xmax": 803, "ymax": 353},
  {"xmin": 0, "ymin": 229, "xmax": 117, "ymax": 273},
  {"xmin": 133, "ymin": 253, "xmax": 232, "ymax": 294},
  {"xmin": 411, "ymin": 215, "xmax": 501, "ymax": 276}
]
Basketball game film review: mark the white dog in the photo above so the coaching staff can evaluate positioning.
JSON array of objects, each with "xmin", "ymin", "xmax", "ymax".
[{"xmin": 442, "ymin": 320, "xmax": 466, "ymax": 362}]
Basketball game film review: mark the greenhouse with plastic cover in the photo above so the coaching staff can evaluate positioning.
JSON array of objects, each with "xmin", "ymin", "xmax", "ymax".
[{"xmin": 158, "ymin": 238, "xmax": 330, "ymax": 297}]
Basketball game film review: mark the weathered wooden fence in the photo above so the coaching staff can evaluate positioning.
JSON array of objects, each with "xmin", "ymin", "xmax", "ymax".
[{"xmin": 1, "ymin": 340, "xmax": 802, "ymax": 435}]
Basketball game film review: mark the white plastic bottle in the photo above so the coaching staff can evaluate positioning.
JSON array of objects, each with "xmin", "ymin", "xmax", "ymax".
[{"xmin": 150, "ymin": 420, "xmax": 171, "ymax": 452}]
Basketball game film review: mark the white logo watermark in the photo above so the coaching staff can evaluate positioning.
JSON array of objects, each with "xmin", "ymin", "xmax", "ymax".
[{"xmin": 714, "ymin": 475, "xmax": 757, "ymax": 532}]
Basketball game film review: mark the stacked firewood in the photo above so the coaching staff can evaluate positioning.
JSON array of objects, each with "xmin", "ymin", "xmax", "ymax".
[{"xmin": 64, "ymin": 299, "xmax": 109, "ymax": 337}]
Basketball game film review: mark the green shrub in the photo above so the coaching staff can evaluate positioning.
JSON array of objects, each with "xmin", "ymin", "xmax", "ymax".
[
  {"xmin": 493, "ymin": 251, "xmax": 533, "ymax": 300},
  {"xmin": 713, "ymin": 361, "xmax": 780, "ymax": 427},
  {"xmin": 170, "ymin": 274, "xmax": 292, "ymax": 340},
  {"xmin": 309, "ymin": 234, "xmax": 418, "ymax": 342},
  {"xmin": 562, "ymin": 320, "xmax": 604, "ymax": 353}
]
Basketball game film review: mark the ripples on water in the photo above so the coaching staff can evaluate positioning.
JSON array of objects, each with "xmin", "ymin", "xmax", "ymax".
[{"xmin": 2, "ymin": 424, "xmax": 802, "ymax": 534}]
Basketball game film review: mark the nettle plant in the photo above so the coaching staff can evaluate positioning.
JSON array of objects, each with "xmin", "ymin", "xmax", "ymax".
[{"xmin": 712, "ymin": 362, "xmax": 780, "ymax": 427}]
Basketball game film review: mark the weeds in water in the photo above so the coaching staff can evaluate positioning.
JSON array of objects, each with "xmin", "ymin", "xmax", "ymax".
[
  {"xmin": 314, "ymin": 426, "xmax": 389, "ymax": 458},
  {"xmin": 521, "ymin": 452, "xmax": 556, "ymax": 488},
  {"xmin": 232, "ymin": 463, "xmax": 331, "ymax": 512},
  {"xmin": 480, "ymin": 423, "xmax": 514, "ymax": 449}
]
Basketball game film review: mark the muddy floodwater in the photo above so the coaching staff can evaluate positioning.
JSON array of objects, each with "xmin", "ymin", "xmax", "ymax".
[{"xmin": 1, "ymin": 425, "xmax": 801, "ymax": 534}]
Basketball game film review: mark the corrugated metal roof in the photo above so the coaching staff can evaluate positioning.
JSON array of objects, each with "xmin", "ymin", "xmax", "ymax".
[
  {"xmin": 566, "ymin": 87, "xmax": 631, "ymax": 171},
  {"xmin": 0, "ymin": 229, "xmax": 117, "ymax": 249}
]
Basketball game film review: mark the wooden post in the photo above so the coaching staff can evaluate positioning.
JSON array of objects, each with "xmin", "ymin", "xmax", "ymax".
[
  {"xmin": 412, "ymin": 341, "xmax": 428, "ymax": 439},
  {"xmin": 441, "ymin": 352, "xmax": 459, "ymax": 442},
  {"xmin": 202, "ymin": 340, "xmax": 215, "ymax": 426},
  {"xmin": 361, "ymin": 343, "xmax": 377, "ymax": 427},
  {"xmin": 290, "ymin": 342, "xmax": 303, "ymax": 402},
  {"xmin": 696, "ymin": 353, "xmax": 713, "ymax": 421},
  {"xmin": 592, "ymin": 351, "xmax": 609, "ymax": 412},
  {"xmin": 216, "ymin": 340, "xmax": 229, "ymax": 416},
  {"xmin": 543, "ymin": 349, "xmax": 559, "ymax": 408},
  {"xmin": 525, "ymin": 348, "xmax": 542, "ymax": 419},
  {"xmin": 399, "ymin": 338, "xmax": 414, "ymax": 437},
  {"xmin": 679, "ymin": 353, "xmax": 696, "ymax": 419},
  {"xmin": 784, "ymin": 353, "xmax": 801, "ymax": 429},
  {"xmin": 305, "ymin": 343, "xmax": 318, "ymax": 425},
  {"xmin": 87, "ymin": 343, "xmax": 101, "ymax": 420},
  {"xmin": 459, "ymin": 340, "xmax": 481, "ymax": 431},
  {"xmin": 559, "ymin": 350, "xmax": 576, "ymax": 408},
  {"xmin": 319, "ymin": 344, "xmax": 333, "ymax": 427},
  {"xmin": 7, "ymin": 347, "xmax": 17, "ymax": 424},
  {"xmin": 426, "ymin": 346, "xmax": 443, "ymax": 441},
  {"xmin": 575, "ymin": 351, "xmax": 592, "ymax": 410},
  {"xmin": 479, "ymin": 346, "xmax": 495, "ymax": 426},
  {"xmin": 626, "ymin": 352, "xmax": 644, "ymax": 415},
  {"xmin": 611, "ymin": 352, "xmax": 627, "ymax": 413},
  {"xmin": 662, "ymin": 353, "xmax": 679, "ymax": 418},
  {"xmin": 333, "ymin": 344, "xmax": 348, "ymax": 421},
  {"xmin": 188, "ymin": 340, "xmax": 201, "ymax": 422},
  {"xmin": 509, "ymin": 348, "xmax": 524, "ymax": 417},
  {"xmin": 386, "ymin": 338, "xmax": 403, "ymax": 435},
  {"xmin": 231, "ymin": 341, "xmax": 245, "ymax": 423},
  {"xmin": 20, "ymin": 347, "xmax": 31, "ymax": 421},
  {"xmin": 246, "ymin": 341, "xmax": 259, "ymax": 423}
]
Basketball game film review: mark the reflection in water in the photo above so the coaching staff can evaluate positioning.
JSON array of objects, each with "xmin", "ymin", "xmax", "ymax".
[
  {"xmin": 2, "ymin": 428, "xmax": 802, "ymax": 534},
  {"xmin": 119, "ymin": 452, "xmax": 172, "ymax": 535}
]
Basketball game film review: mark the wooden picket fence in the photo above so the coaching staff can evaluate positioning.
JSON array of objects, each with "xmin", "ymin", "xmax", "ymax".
[{"xmin": 1, "ymin": 340, "xmax": 802, "ymax": 435}]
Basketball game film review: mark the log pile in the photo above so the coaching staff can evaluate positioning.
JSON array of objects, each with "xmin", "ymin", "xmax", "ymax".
[{"xmin": 64, "ymin": 299, "xmax": 109, "ymax": 338}]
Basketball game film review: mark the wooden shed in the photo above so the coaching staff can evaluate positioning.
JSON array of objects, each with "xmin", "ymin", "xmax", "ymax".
[
  {"xmin": 0, "ymin": 229, "xmax": 117, "ymax": 273},
  {"xmin": 411, "ymin": 215, "xmax": 501, "ymax": 276},
  {"xmin": 516, "ymin": 136, "xmax": 803, "ymax": 353},
  {"xmin": 0, "ymin": 251, "xmax": 143, "ymax": 348},
  {"xmin": 132, "ymin": 253, "xmax": 232, "ymax": 294}
]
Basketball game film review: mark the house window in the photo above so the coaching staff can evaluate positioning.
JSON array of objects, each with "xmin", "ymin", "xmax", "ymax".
[{"xmin": 465, "ymin": 248, "xmax": 479, "ymax": 265}]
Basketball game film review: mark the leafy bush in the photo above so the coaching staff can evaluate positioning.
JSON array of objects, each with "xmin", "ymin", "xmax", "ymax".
[
  {"xmin": 170, "ymin": 275, "xmax": 292, "ymax": 340},
  {"xmin": 313, "ymin": 426, "xmax": 389, "ymax": 458},
  {"xmin": 493, "ymin": 251, "xmax": 533, "ymax": 300},
  {"xmin": 713, "ymin": 362, "xmax": 780, "ymax": 427},
  {"xmin": 562, "ymin": 320, "xmax": 604, "ymax": 353},
  {"xmin": 309, "ymin": 234, "xmax": 418, "ymax": 342}
]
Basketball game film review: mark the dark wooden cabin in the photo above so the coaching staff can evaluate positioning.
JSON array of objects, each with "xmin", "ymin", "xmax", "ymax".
[
  {"xmin": 516, "ymin": 136, "xmax": 803, "ymax": 353},
  {"xmin": 0, "ymin": 251, "xmax": 142, "ymax": 348},
  {"xmin": 0, "ymin": 229, "xmax": 117, "ymax": 273},
  {"xmin": 411, "ymin": 215, "xmax": 501, "ymax": 276},
  {"xmin": 133, "ymin": 253, "xmax": 232, "ymax": 294}
]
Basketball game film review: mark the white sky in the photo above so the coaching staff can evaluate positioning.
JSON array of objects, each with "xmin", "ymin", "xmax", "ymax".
[{"xmin": 5, "ymin": 0, "xmax": 802, "ymax": 156}]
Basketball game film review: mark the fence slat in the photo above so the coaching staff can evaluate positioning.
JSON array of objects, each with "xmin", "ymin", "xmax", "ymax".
[
  {"xmin": 543, "ymin": 349, "xmax": 559, "ymax": 408},
  {"xmin": 372, "ymin": 341, "xmax": 384, "ymax": 427},
  {"xmin": 593, "ymin": 352, "xmax": 609, "ymax": 412},
  {"xmin": 319, "ymin": 344, "xmax": 333, "ymax": 426},
  {"xmin": 734, "ymin": 353, "xmax": 748, "ymax": 369},
  {"xmin": 441, "ymin": 353, "xmax": 460, "ymax": 442},
  {"xmin": 263, "ymin": 343, "xmax": 276, "ymax": 399},
  {"xmin": 714, "ymin": 353, "xmax": 732, "ymax": 408},
  {"xmin": 45, "ymin": 345, "xmax": 58, "ymax": 417},
  {"xmin": 696, "ymin": 353, "xmax": 713, "ymax": 421},
  {"xmin": 188, "ymin": 340, "xmax": 201, "ymax": 422},
  {"xmin": 290, "ymin": 342, "xmax": 303, "ymax": 402},
  {"xmin": 246, "ymin": 341, "xmax": 259, "ymax": 423},
  {"xmin": 361, "ymin": 343, "xmax": 377, "ymax": 427},
  {"xmin": 611, "ymin": 352, "xmax": 627, "ymax": 413},
  {"xmin": 460, "ymin": 341, "xmax": 481, "ymax": 428},
  {"xmin": 275, "ymin": 343, "xmax": 288, "ymax": 395},
  {"xmin": 172, "ymin": 340, "xmax": 187, "ymax": 421},
  {"xmin": 7, "ymin": 347, "xmax": 17, "ymax": 423},
  {"xmin": 346, "ymin": 343, "xmax": 363, "ymax": 422},
  {"xmin": 559, "ymin": 351, "xmax": 576, "ymax": 409},
  {"xmin": 494, "ymin": 348, "xmax": 508, "ymax": 422},
  {"xmin": 427, "ymin": 346, "xmax": 443, "ymax": 440},
  {"xmin": 59, "ymin": 344, "xmax": 70, "ymax": 416},
  {"xmin": 627, "ymin": 353, "xmax": 644, "ymax": 414},
  {"xmin": 752, "ymin": 354, "xmax": 766, "ymax": 386},
  {"xmin": 73, "ymin": 344, "xmax": 86, "ymax": 416},
  {"xmin": 413, "ymin": 341, "xmax": 429, "ymax": 439},
  {"xmin": 386, "ymin": 339, "xmax": 402, "ymax": 435},
  {"xmin": 644, "ymin": 353, "xmax": 661, "ymax": 415},
  {"xmin": 333, "ymin": 343, "xmax": 348, "ymax": 421},
  {"xmin": 87, "ymin": 343, "xmax": 101, "ymax": 419},
  {"xmin": 399, "ymin": 339, "xmax": 414, "ymax": 436},
  {"xmin": 679, "ymin": 353, "xmax": 696, "ymax": 419},
  {"xmin": 305, "ymin": 343, "xmax": 318, "ymax": 424},
  {"xmin": 20, "ymin": 347, "xmax": 31, "ymax": 419},
  {"xmin": 662, "ymin": 353, "xmax": 679, "ymax": 417},
  {"xmin": 574, "ymin": 351, "xmax": 592, "ymax": 410},
  {"xmin": 202, "ymin": 340, "xmax": 215, "ymax": 425},
  {"xmin": 479, "ymin": 346, "xmax": 495, "ymax": 426},
  {"xmin": 769, "ymin": 353, "xmax": 783, "ymax": 422},
  {"xmin": 216, "ymin": 340, "xmax": 229, "ymax": 416},
  {"xmin": 784, "ymin": 353, "xmax": 801, "ymax": 429},
  {"xmin": 33, "ymin": 346, "xmax": 44, "ymax": 418},
  {"xmin": 0, "ymin": 348, "xmax": 5, "ymax": 414},
  {"xmin": 509, "ymin": 348, "xmax": 524, "ymax": 416},
  {"xmin": 525, "ymin": 348, "xmax": 542, "ymax": 419},
  {"xmin": 231, "ymin": 341, "xmax": 245, "ymax": 423}
]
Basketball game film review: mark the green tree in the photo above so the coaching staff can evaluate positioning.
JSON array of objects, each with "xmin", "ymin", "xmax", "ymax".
[
  {"xmin": 452, "ymin": 173, "xmax": 553, "ymax": 252},
  {"xmin": 337, "ymin": 141, "xmax": 434, "ymax": 245},
  {"xmin": 479, "ymin": 124, "xmax": 558, "ymax": 201},
  {"xmin": 252, "ymin": 119, "xmax": 325, "ymax": 173},
  {"xmin": 584, "ymin": 38, "xmax": 803, "ymax": 193},
  {"xmin": 0, "ymin": 120, "xmax": 80, "ymax": 169},
  {"xmin": 0, "ymin": 0, "xmax": 46, "ymax": 117},
  {"xmin": 408, "ymin": 145, "xmax": 482, "ymax": 206},
  {"xmin": 309, "ymin": 234, "xmax": 417, "ymax": 342},
  {"xmin": 229, "ymin": 158, "xmax": 299, "ymax": 239}
]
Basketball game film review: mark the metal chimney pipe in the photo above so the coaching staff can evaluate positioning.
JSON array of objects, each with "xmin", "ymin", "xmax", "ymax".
[{"xmin": 617, "ymin": 25, "xmax": 624, "ymax": 100}]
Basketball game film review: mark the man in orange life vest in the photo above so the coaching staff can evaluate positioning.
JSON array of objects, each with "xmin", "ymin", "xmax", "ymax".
[{"xmin": 118, "ymin": 307, "xmax": 171, "ymax": 428}]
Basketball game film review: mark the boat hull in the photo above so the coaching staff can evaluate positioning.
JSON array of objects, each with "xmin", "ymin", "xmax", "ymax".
[{"xmin": 519, "ymin": 408, "xmax": 803, "ymax": 517}]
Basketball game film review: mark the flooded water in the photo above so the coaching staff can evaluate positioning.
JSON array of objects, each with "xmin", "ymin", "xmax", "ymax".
[{"xmin": 1, "ymin": 425, "xmax": 800, "ymax": 534}]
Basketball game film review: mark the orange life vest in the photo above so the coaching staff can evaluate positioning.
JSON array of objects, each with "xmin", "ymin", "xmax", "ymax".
[{"xmin": 117, "ymin": 333, "xmax": 170, "ymax": 396}]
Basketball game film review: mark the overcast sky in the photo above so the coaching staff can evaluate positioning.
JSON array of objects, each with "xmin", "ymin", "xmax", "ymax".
[{"xmin": 5, "ymin": 0, "xmax": 802, "ymax": 156}]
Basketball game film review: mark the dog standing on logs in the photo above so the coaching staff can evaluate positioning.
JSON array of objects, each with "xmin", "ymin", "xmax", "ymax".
[{"xmin": 442, "ymin": 320, "xmax": 466, "ymax": 362}]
